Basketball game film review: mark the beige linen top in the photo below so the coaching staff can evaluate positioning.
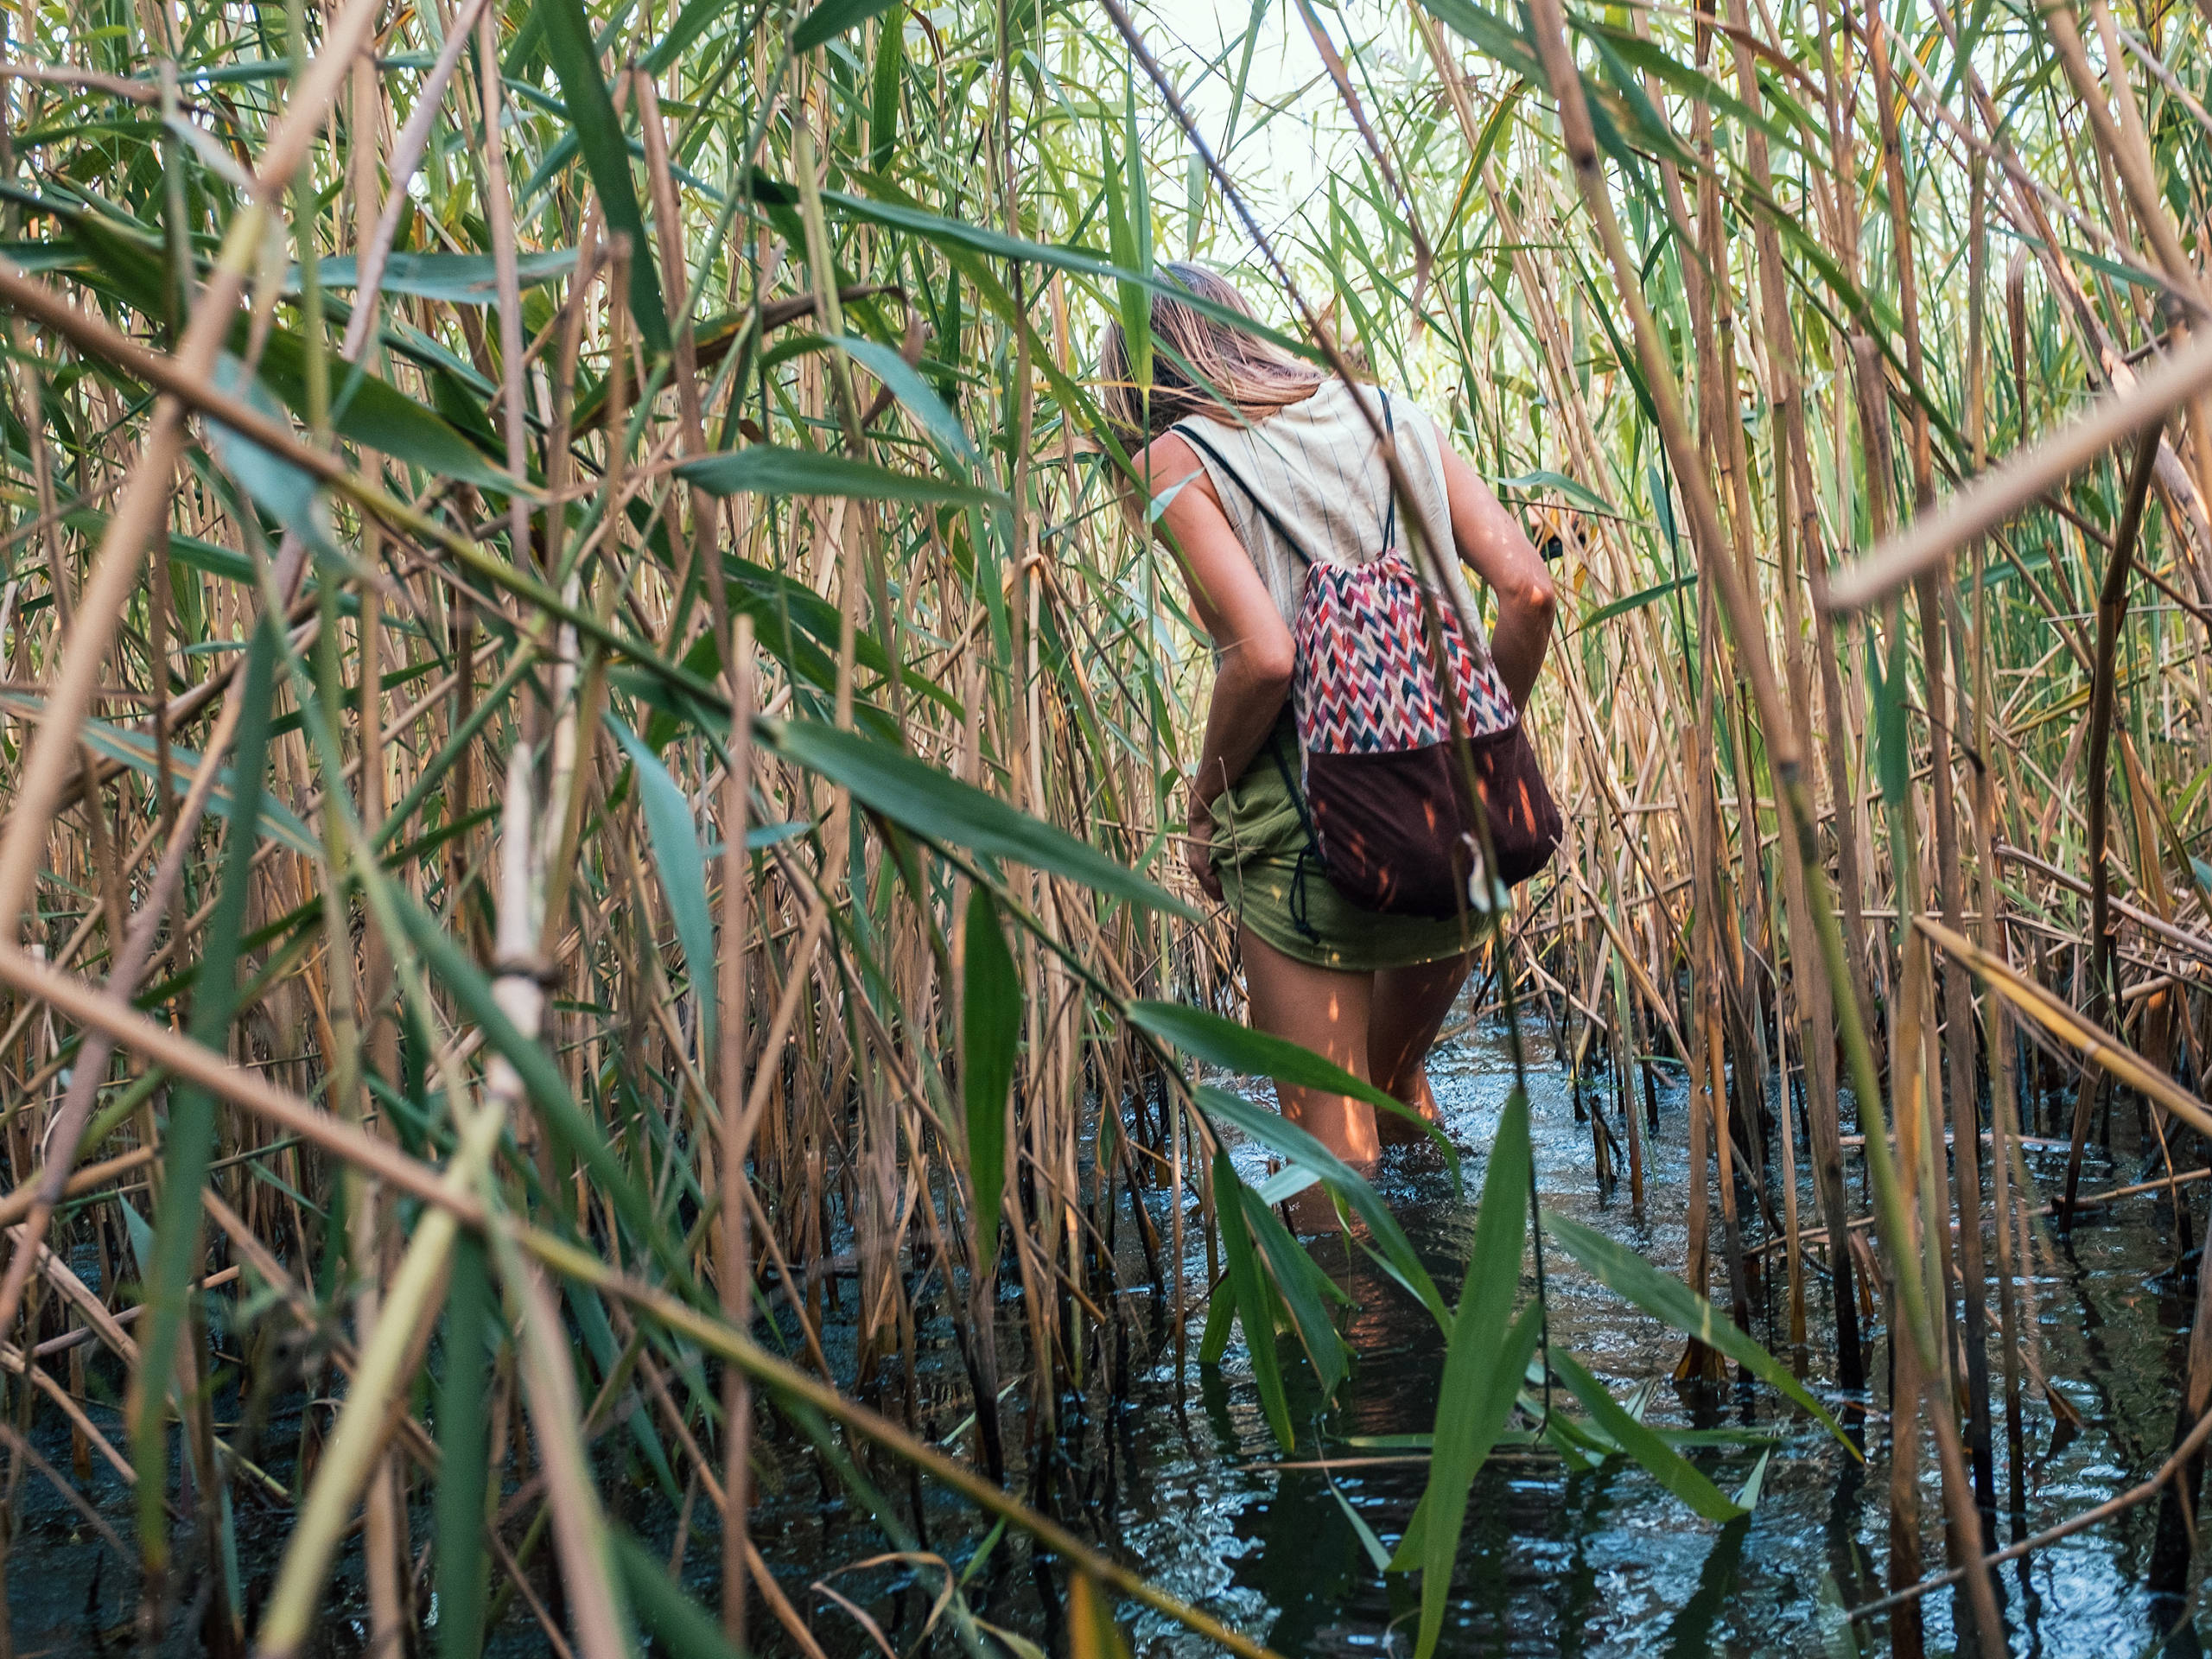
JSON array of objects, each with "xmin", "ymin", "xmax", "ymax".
[{"xmin": 1168, "ymin": 378, "xmax": 1488, "ymax": 642}]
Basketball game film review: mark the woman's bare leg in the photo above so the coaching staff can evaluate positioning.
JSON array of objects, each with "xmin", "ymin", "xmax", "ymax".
[
  {"xmin": 1369, "ymin": 953, "xmax": 1475, "ymax": 1145},
  {"xmin": 1237, "ymin": 923, "xmax": 1378, "ymax": 1163}
]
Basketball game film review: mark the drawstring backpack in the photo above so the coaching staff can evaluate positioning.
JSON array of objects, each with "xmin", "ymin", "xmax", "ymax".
[{"xmin": 1174, "ymin": 393, "xmax": 1561, "ymax": 925}]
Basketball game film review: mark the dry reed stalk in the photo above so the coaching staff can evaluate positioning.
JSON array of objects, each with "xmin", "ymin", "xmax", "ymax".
[
  {"xmin": 1530, "ymin": 0, "xmax": 2008, "ymax": 1640},
  {"xmin": 2062, "ymin": 423, "xmax": 2168, "ymax": 1214}
]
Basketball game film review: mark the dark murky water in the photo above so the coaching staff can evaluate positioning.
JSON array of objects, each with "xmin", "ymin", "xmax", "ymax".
[
  {"xmin": 1098, "ymin": 1019, "xmax": 2209, "ymax": 1658},
  {"xmin": 738, "ymin": 1014, "xmax": 2211, "ymax": 1657},
  {"xmin": 1, "ymin": 1011, "xmax": 2203, "ymax": 1656}
]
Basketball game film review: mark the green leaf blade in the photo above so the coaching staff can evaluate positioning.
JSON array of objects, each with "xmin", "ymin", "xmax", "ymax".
[
  {"xmin": 610, "ymin": 1528, "xmax": 742, "ymax": 1659},
  {"xmin": 1541, "ymin": 1211, "xmax": 1853, "ymax": 1449},
  {"xmin": 962, "ymin": 888, "xmax": 1020, "ymax": 1261},
  {"xmin": 677, "ymin": 445, "xmax": 1004, "ymax": 507},
  {"xmin": 1212, "ymin": 1146, "xmax": 1295, "ymax": 1452},
  {"xmin": 1128, "ymin": 1001, "xmax": 1455, "ymax": 1172},
  {"xmin": 791, "ymin": 0, "xmax": 899, "ymax": 52},
  {"xmin": 1195, "ymin": 1084, "xmax": 1446, "ymax": 1326},
  {"xmin": 435, "ymin": 1233, "xmax": 494, "ymax": 1659},
  {"xmin": 608, "ymin": 715, "xmax": 717, "ymax": 1054},
  {"xmin": 758, "ymin": 719, "xmax": 1192, "ymax": 918},
  {"xmin": 534, "ymin": 0, "xmax": 669, "ymax": 354},
  {"xmin": 1389, "ymin": 1087, "xmax": 1535, "ymax": 1659},
  {"xmin": 1548, "ymin": 1348, "xmax": 1747, "ymax": 1522}
]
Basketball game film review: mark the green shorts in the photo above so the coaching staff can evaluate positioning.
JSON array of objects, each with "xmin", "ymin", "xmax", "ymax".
[{"xmin": 1209, "ymin": 714, "xmax": 1482, "ymax": 973}]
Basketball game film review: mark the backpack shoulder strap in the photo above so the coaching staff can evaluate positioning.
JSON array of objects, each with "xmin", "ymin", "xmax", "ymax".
[{"xmin": 1379, "ymin": 391, "xmax": 1398, "ymax": 551}]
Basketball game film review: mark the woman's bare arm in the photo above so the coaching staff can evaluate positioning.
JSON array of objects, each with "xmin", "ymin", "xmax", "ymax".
[
  {"xmin": 1434, "ymin": 442, "xmax": 1559, "ymax": 709},
  {"xmin": 1138, "ymin": 432, "xmax": 1294, "ymax": 899}
]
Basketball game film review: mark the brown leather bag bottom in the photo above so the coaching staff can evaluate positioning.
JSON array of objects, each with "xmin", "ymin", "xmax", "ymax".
[{"xmin": 1304, "ymin": 725, "xmax": 1562, "ymax": 918}]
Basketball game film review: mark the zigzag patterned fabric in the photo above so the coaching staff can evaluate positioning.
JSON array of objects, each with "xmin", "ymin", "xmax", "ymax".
[{"xmin": 1294, "ymin": 549, "xmax": 1516, "ymax": 755}]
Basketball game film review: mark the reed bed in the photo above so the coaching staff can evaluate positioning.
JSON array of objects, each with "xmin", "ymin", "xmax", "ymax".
[{"xmin": 0, "ymin": 0, "xmax": 2205, "ymax": 1652}]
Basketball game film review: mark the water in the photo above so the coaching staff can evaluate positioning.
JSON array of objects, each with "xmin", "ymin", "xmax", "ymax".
[
  {"xmin": 0, "ymin": 1014, "xmax": 2202, "ymax": 1656},
  {"xmin": 742, "ymin": 1015, "xmax": 2209, "ymax": 1657}
]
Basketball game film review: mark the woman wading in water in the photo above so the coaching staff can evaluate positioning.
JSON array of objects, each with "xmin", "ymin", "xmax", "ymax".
[{"xmin": 1103, "ymin": 264, "xmax": 1558, "ymax": 1170}]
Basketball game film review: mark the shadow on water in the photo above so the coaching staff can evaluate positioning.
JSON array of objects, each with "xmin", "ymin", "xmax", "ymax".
[
  {"xmin": 5, "ymin": 1010, "xmax": 2210, "ymax": 1656},
  {"xmin": 1659, "ymin": 1515, "xmax": 1748, "ymax": 1659}
]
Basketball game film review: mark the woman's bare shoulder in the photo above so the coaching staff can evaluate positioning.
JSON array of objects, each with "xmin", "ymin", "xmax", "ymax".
[
  {"xmin": 1132, "ymin": 429, "xmax": 1198, "ymax": 474},
  {"xmin": 1129, "ymin": 431, "xmax": 1220, "ymax": 511}
]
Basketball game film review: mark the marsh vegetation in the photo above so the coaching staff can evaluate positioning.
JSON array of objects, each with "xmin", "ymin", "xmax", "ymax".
[{"xmin": 0, "ymin": 0, "xmax": 2209, "ymax": 1653}]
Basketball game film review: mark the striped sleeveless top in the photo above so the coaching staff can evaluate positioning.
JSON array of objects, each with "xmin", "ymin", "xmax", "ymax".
[{"xmin": 1171, "ymin": 378, "xmax": 1489, "ymax": 644}]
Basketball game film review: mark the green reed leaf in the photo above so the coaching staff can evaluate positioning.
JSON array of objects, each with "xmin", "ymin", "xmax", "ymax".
[
  {"xmin": 1199, "ymin": 1275, "xmax": 1236, "ymax": 1365},
  {"xmin": 1324, "ymin": 1461, "xmax": 1395, "ymax": 1575},
  {"xmin": 435, "ymin": 1231, "xmax": 494, "ymax": 1659},
  {"xmin": 1103, "ymin": 131, "xmax": 1150, "ymax": 393},
  {"xmin": 1583, "ymin": 572, "xmax": 1697, "ymax": 629},
  {"xmin": 1195, "ymin": 1084, "xmax": 1446, "ymax": 1325},
  {"xmin": 609, "ymin": 714, "xmax": 717, "ymax": 1055},
  {"xmin": 677, "ymin": 444, "xmax": 1003, "ymax": 506},
  {"xmin": 1239, "ymin": 1180, "xmax": 1351, "ymax": 1403},
  {"xmin": 1736, "ymin": 1449, "xmax": 1772, "ymax": 1511},
  {"xmin": 610, "ymin": 1528, "xmax": 741, "ymax": 1659},
  {"xmin": 1389, "ymin": 1086, "xmax": 1533, "ymax": 1659},
  {"xmin": 1577, "ymin": 18, "xmax": 1812, "ymax": 160},
  {"xmin": 1392, "ymin": 1304, "xmax": 1544, "ymax": 1596},
  {"xmin": 1548, "ymin": 1347, "xmax": 1747, "ymax": 1522},
  {"xmin": 963, "ymin": 887, "xmax": 1020, "ymax": 1262},
  {"xmin": 207, "ymin": 353, "xmax": 334, "ymax": 555},
  {"xmin": 1541, "ymin": 1212, "xmax": 1853, "ymax": 1447},
  {"xmin": 1417, "ymin": 0, "xmax": 1543, "ymax": 80},
  {"xmin": 133, "ymin": 613, "xmax": 276, "ymax": 1560},
  {"xmin": 534, "ymin": 0, "xmax": 668, "ymax": 354},
  {"xmin": 868, "ymin": 4, "xmax": 902, "ymax": 169},
  {"xmin": 1127, "ymin": 1001, "xmax": 1455, "ymax": 1170},
  {"xmin": 1491, "ymin": 467, "xmax": 1621, "ymax": 517},
  {"xmin": 772, "ymin": 177, "xmax": 1323, "ymax": 365},
  {"xmin": 264, "ymin": 325, "xmax": 518, "ymax": 493},
  {"xmin": 9, "ymin": 701, "xmax": 321, "ymax": 857},
  {"xmin": 834, "ymin": 335, "xmax": 978, "ymax": 463},
  {"xmin": 300, "ymin": 249, "xmax": 577, "ymax": 302},
  {"xmin": 640, "ymin": 0, "xmax": 736, "ymax": 73},
  {"xmin": 1872, "ymin": 620, "xmax": 1911, "ymax": 810},
  {"xmin": 1213, "ymin": 1145, "xmax": 1294, "ymax": 1452},
  {"xmin": 791, "ymin": 0, "xmax": 899, "ymax": 52},
  {"xmin": 389, "ymin": 884, "xmax": 693, "ymax": 1291},
  {"xmin": 760, "ymin": 719, "xmax": 1192, "ymax": 918}
]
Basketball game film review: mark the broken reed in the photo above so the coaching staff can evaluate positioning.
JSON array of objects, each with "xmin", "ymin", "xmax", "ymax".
[{"xmin": 0, "ymin": 0, "xmax": 2206, "ymax": 1651}]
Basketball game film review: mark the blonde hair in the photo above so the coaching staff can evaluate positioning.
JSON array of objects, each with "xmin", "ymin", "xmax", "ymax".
[{"xmin": 1097, "ymin": 262, "xmax": 1325, "ymax": 451}]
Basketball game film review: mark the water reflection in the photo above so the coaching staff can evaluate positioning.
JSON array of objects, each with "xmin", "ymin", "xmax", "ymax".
[
  {"xmin": 1097, "ymin": 1018, "xmax": 2202, "ymax": 1656},
  {"xmin": 725, "ymin": 1014, "xmax": 2208, "ymax": 1656}
]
